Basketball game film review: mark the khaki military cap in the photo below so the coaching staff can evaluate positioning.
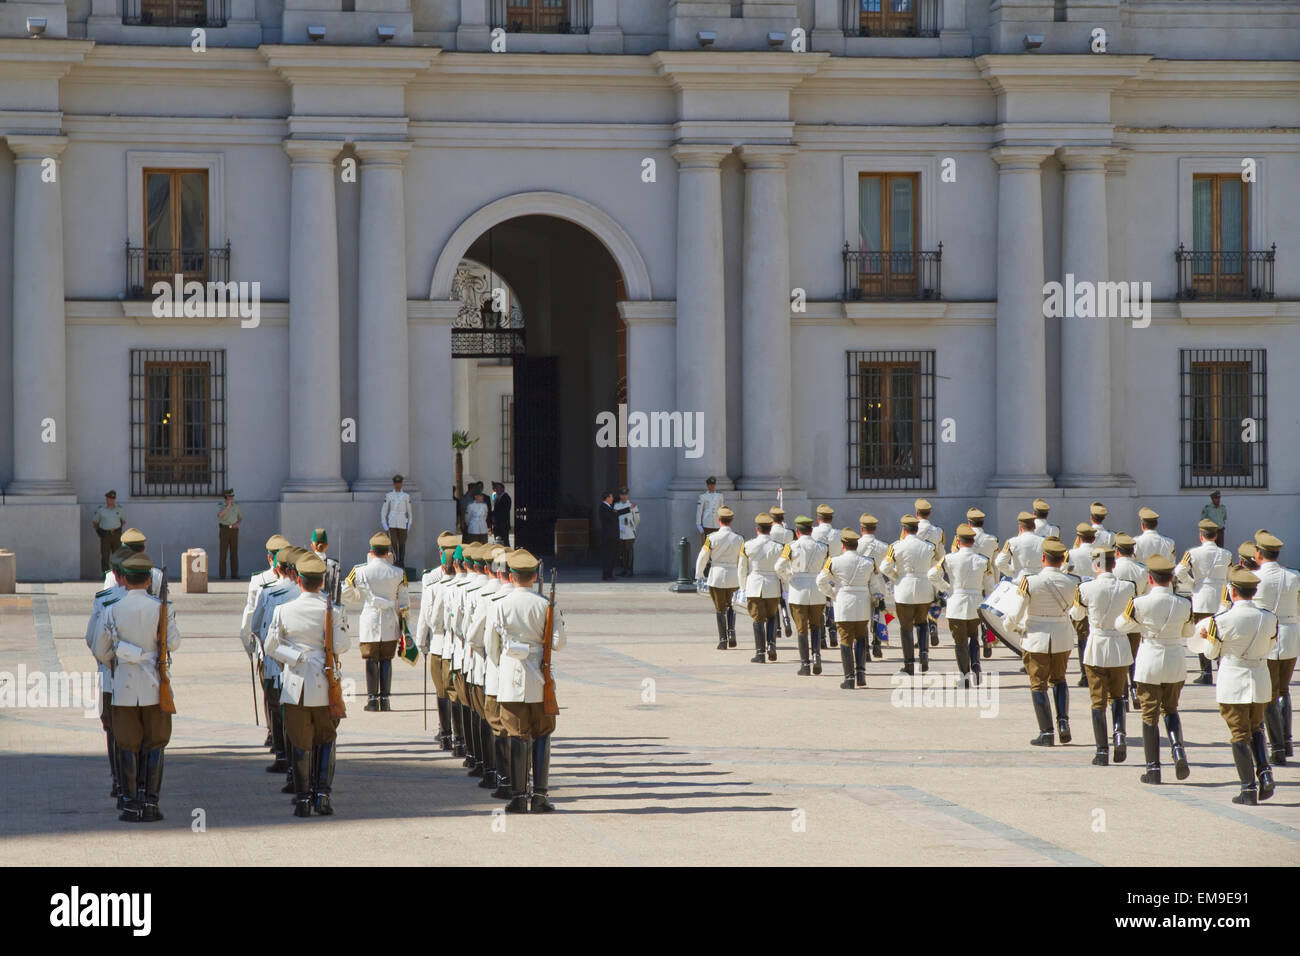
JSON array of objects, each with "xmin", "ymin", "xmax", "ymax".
[
  {"xmin": 392, "ymin": 474, "xmax": 404, "ymax": 483},
  {"xmin": 110, "ymin": 546, "xmax": 134, "ymax": 569},
  {"xmin": 913, "ymin": 498, "xmax": 932, "ymax": 512},
  {"xmin": 755, "ymin": 513, "xmax": 774, "ymax": 527},
  {"xmin": 794, "ymin": 515, "xmax": 813, "ymax": 528},
  {"xmin": 490, "ymin": 545, "xmax": 508, "ymax": 559},
  {"xmin": 1090, "ymin": 546, "xmax": 1115, "ymax": 560},
  {"xmin": 966, "ymin": 508, "xmax": 985, "ymax": 521},
  {"xmin": 841, "ymin": 528, "xmax": 860, "ymax": 543},
  {"xmin": 816, "ymin": 504, "xmax": 834, "ymax": 517},
  {"xmin": 461, "ymin": 543, "xmax": 481, "ymax": 562},
  {"xmin": 900, "ymin": 514, "xmax": 920, "ymax": 529},
  {"xmin": 1255, "ymin": 531, "xmax": 1284, "ymax": 550},
  {"xmin": 266, "ymin": 534, "xmax": 291, "ymax": 552},
  {"xmin": 296, "ymin": 552, "xmax": 327, "ymax": 576},
  {"xmin": 1238, "ymin": 541, "xmax": 1257, "ymax": 560},
  {"xmin": 369, "ymin": 532, "xmax": 391, "ymax": 549},
  {"xmin": 1042, "ymin": 539, "xmax": 1068, "ymax": 558},
  {"xmin": 508, "ymin": 549, "xmax": 540, "ymax": 573},
  {"xmin": 1032, "ymin": 498, "xmax": 1050, "ymax": 512},
  {"xmin": 769, "ymin": 506, "xmax": 785, "ymax": 517},
  {"xmin": 1138, "ymin": 507, "xmax": 1159, "ymax": 521},
  {"xmin": 105, "ymin": 490, "xmax": 117, "ymax": 498},
  {"xmin": 1076, "ymin": 522, "xmax": 1094, "ymax": 535},
  {"xmin": 275, "ymin": 546, "xmax": 298, "ymax": 567},
  {"xmin": 1197, "ymin": 518, "xmax": 1221, "ymax": 534},
  {"xmin": 122, "ymin": 552, "xmax": 154, "ymax": 573},
  {"xmin": 955, "ymin": 524, "xmax": 975, "ymax": 539},
  {"xmin": 859, "ymin": 514, "xmax": 878, "ymax": 528},
  {"xmin": 1229, "ymin": 566, "xmax": 1260, "ymax": 588},
  {"xmin": 1146, "ymin": 555, "xmax": 1174, "ymax": 574},
  {"xmin": 717, "ymin": 506, "xmax": 734, "ymax": 520},
  {"xmin": 1114, "ymin": 532, "xmax": 1136, "ymax": 549},
  {"xmin": 1090, "ymin": 501, "xmax": 1108, "ymax": 518},
  {"xmin": 221, "ymin": 488, "xmax": 235, "ymax": 497},
  {"xmin": 120, "ymin": 528, "xmax": 147, "ymax": 546},
  {"xmin": 1017, "ymin": 511, "xmax": 1035, "ymax": 523},
  {"xmin": 437, "ymin": 531, "xmax": 461, "ymax": 549}
]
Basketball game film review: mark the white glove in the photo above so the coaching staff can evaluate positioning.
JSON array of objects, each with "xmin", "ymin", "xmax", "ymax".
[
  {"xmin": 695, "ymin": 577, "xmax": 707, "ymax": 592},
  {"xmin": 382, "ymin": 521, "xmax": 389, "ymax": 531},
  {"xmin": 696, "ymin": 524, "xmax": 704, "ymax": 535}
]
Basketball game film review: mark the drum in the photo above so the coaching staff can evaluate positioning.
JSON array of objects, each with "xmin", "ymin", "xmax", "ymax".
[{"xmin": 978, "ymin": 578, "xmax": 1027, "ymax": 656}]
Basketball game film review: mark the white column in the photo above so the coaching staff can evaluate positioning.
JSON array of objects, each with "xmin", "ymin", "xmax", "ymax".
[
  {"xmin": 738, "ymin": 144, "xmax": 795, "ymax": 489},
  {"xmin": 7, "ymin": 135, "xmax": 71, "ymax": 496},
  {"xmin": 282, "ymin": 139, "xmax": 347, "ymax": 494},
  {"xmin": 989, "ymin": 146, "xmax": 1053, "ymax": 488},
  {"xmin": 353, "ymin": 141, "xmax": 412, "ymax": 492},
  {"xmin": 670, "ymin": 144, "xmax": 732, "ymax": 490},
  {"xmin": 1057, "ymin": 146, "xmax": 1114, "ymax": 486},
  {"xmin": 590, "ymin": 0, "xmax": 624, "ymax": 51}
]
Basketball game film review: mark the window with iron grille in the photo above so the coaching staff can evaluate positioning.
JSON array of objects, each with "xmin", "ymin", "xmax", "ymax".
[
  {"xmin": 847, "ymin": 350, "xmax": 935, "ymax": 491},
  {"xmin": 501, "ymin": 393, "xmax": 514, "ymax": 481},
  {"xmin": 1179, "ymin": 349, "xmax": 1266, "ymax": 489},
  {"xmin": 492, "ymin": 0, "xmax": 590, "ymax": 33},
  {"xmin": 130, "ymin": 350, "xmax": 227, "ymax": 497}
]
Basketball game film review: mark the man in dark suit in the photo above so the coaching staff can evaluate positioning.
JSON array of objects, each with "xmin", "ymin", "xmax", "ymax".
[
  {"xmin": 598, "ymin": 491, "xmax": 619, "ymax": 581},
  {"xmin": 491, "ymin": 481, "xmax": 512, "ymax": 545}
]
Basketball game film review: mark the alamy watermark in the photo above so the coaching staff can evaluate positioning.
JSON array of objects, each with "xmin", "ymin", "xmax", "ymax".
[
  {"xmin": 152, "ymin": 273, "xmax": 261, "ymax": 328},
  {"xmin": 0, "ymin": 665, "xmax": 101, "ymax": 717},
  {"xmin": 595, "ymin": 404, "xmax": 704, "ymax": 459},
  {"xmin": 1042, "ymin": 274, "xmax": 1152, "ymax": 329},
  {"xmin": 889, "ymin": 671, "xmax": 1000, "ymax": 718}
]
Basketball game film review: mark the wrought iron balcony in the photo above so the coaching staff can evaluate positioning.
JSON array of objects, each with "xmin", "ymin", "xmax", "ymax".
[
  {"xmin": 123, "ymin": 0, "xmax": 228, "ymax": 27},
  {"xmin": 126, "ymin": 242, "xmax": 231, "ymax": 300},
  {"xmin": 491, "ymin": 0, "xmax": 591, "ymax": 34},
  {"xmin": 841, "ymin": 0, "xmax": 939, "ymax": 38},
  {"xmin": 1175, "ymin": 244, "xmax": 1275, "ymax": 301},
  {"xmin": 843, "ymin": 244, "xmax": 942, "ymax": 301}
]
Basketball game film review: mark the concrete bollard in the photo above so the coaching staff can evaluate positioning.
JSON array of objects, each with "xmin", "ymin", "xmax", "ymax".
[
  {"xmin": 0, "ymin": 549, "xmax": 15, "ymax": 593},
  {"xmin": 182, "ymin": 548, "xmax": 209, "ymax": 594},
  {"xmin": 669, "ymin": 536, "xmax": 697, "ymax": 593}
]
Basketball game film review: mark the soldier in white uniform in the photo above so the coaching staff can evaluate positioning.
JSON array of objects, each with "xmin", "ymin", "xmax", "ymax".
[
  {"xmin": 914, "ymin": 498, "xmax": 945, "ymax": 647},
  {"xmin": 1200, "ymin": 567, "xmax": 1278, "ymax": 804},
  {"xmin": 264, "ymin": 551, "xmax": 350, "ymax": 817},
  {"xmin": 881, "ymin": 515, "xmax": 939, "ymax": 676},
  {"xmin": 452, "ymin": 543, "xmax": 488, "ymax": 772},
  {"xmin": 1066, "ymin": 524, "xmax": 1098, "ymax": 687},
  {"xmin": 102, "ymin": 528, "xmax": 165, "ymax": 593},
  {"xmin": 1031, "ymin": 498, "xmax": 1059, "ymax": 539},
  {"xmin": 91, "ymin": 552, "xmax": 181, "ymax": 823},
  {"xmin": 695, "ymin": 506, "xmax": 743, "ymax": 650},
  {"xmin": 1115, "ymin": 555, "xmax": 1193, "ymax": 784},
  {"xmin": 859, "ymin": 514, "xmax": 892, "ymax": 660},
  {"xmin": 252, "ymin": 546, "xmax": 304, "ymax": 783},
  {"xmin": 775, "ymin": 516, "xmax": 829, "ymax": 676},
  {"xmin": 738, "ymin": 513, "xmax": 785, "ymax": 663},
  {"xmin": 463, "ymin": 544, "xmax": 504, "ymax": 784},
  {"xmin": 309, "ymin": 528, "xmax": 341, "ymax": 595},
  {"xmin": 381, "ymin": 474, "xmax": 413, "ymax": 569},
  {"xmin": 817, "ymin": 529, "xmax": 883, "ymax": 689},
  {"xmin": 965, "ymin": 508, "xmax": 1000, "ymax": 660},
  {"xmin": 483, "ymin": 547, "xmax": 517, "ymax": 799},
  {"xmin": 1176, "ymin": 518, "xmax": 1232, "ymax": 687},
  {"xmin": 416, "ymin": 531, "xmax": 461, "ymax": 751},
  {"xmin": 1113, "ymin": 532, "xmax": 1150, "ymax": 705},
  {"xmin": 87, "ymin": 548, "xmax": 131, "ymax": 805},
  {"xmin": 931, "ymin": 524, "xmax": 989, "ymax": 685},
  {"xmin": 995, "ymin": 511, "xmax": 1045, "ymax": 581},
  {"xmin": 439, "ymin": 544, "xmax": 474, "ymax": 757},
  {"xmin": 695, "ymin": 476, "xmax": 725, "ymax": 551},
  {"xmin": 343, "ymin": 532, "xmax": 410, "ymax": 712},
  {"xmin": 1006, "ymin": 539, "xmax": 1078, "ymax": 746},
  {"xmin": 1088, "ymin": 502, "xmax": 1115, "ymax": 549},
  {"xmin": 242, "ymin": 533, "xmax": 291, "ymax": 743},
  {"xmin": 1071, "ymin": 547, "xmax": 1136, "ymax": 767},
  {"xmin": 768, "ymin": 506, "xmax": 795, "ymax": 638},
  {"xmin": 811, "ymin": 505, "xmax": 842, "ymax": 647},
  {"xmin": 1133, "ymin": 506, "xmax": 1176, "ymax": 566},
  {"xmin": 493, "ymin": 548, "xmax": 566, "ymax": 813},
  {"xmin": 1253, "ymin": 531, "xmax": 1298, "ymax": 764}
]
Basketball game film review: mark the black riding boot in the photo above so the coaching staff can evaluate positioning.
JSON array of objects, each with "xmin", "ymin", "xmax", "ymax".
[
  {"xmin": 1090, "ymin": 709, "xmax": 1108, "ymax": 766},
  {"xmin": 967, "ymin": 635, "xmax": 982, "ymax": 684},
  {"xmin": 916, "ymin": 625, "xmax": 930, "ymax": 673},
  {"xmin": 313, "ymin": 741, "xmax": 336, "ymax": 814},
  {"xmin": 267, "ymin": 688, "xmax": 288, "ymax": 772},
  {"xmin": 839, "ymin": 645, "xmax": 855, "ymax": 689},
  {"xmin": 451, "ymin": 699, "xmax": 466, "ymax": 757},
  {"xmin": 1165, "ymin": 712, "xmax": 1190, "ymax": 780},
  {"xmin": 811, "ymin": 628, "xmax": 823, "ymax": 675},
  {"xmin": 461, "ymin": 704, "xmax": 477, "ymax": 767},
  {"xmin": 750, "ymin": 622, "xmax": 767, "ymax": 663},
  {"xmin": 796, "ymin": 633, "xmax": 811, "ymax": 676},
  {"xmin": 364, "ymin": 660, "xmax": 380, "ymax": 711},
  {"xmin": 1111, "ymin": 698, "xmax": 1127, "ymax": 763},
  {"xmin": 1140, "ymin": 722, "xmax": 1161, "ymax": 784},
  {"xmin": 1053, "ymin": 682, "xmax": 1072, "ymax": 743},
  {"xmin": 1030, "ymin": 691, "xmax": 1054, "ymax": 746},
  {"xmin": 853, "ymin": 639, "xmax": 867, "ymax": 687},
  {"xmin": 1265, "ymin": 700, "xmax": 1287, "ymax": 765},
  {"xmin": 492, "ymin": 734, "xmax": 512, "ymax": 799},
  {"xmin": 714, "ymin": 612, "xmax": 728, "ymax": 650},
  {"xmin": 726, "ymin": 607, "xmax": 736, "ymax": 647},
  {"xmin": 1284, "ymin": 694, "xmax": 1294, "ymax": 757},
  {"xmin": 106, "ymin": 729, "xmax": 120, "ymax": 800},
  {"xmin": 1129, "ymin": 664, "xmax": 1140, "ymax": 708},
  {"xmin": 872, "ymin": 620, "xmax": 883, "ymax": 659},
  {"xmin": 899, "ymin": 627, "xmax": 916, "ymax": 676},
  {"xmin": 765, "ymin": 615, "xmax": 777, "ymax": 661},
  {"xmin": 379, "ymin": 660, "xmax": 393, "ymax": 711},
  {"xmin": 1076, "ymin": 637, "xmax": 1089, "ymax": 687},
  {"xmin": 436, "ymin": 697, "xmax": 452, "ymax": 750},
  {"xmin": 117, "ymin": 749, "xmax": 143, "ymax": 822},
  {"xmin": 826, "ymin": 607, "xmax": 837, "ymax": 647},
  {"xmin": 468, "ymin": 711, "xmax": 485, "ymax": 777},
  {"xmin": 291, "ymin": 745, "xmax": 313, "ymax": 817},
  {"xmin": 980, "ymin": 622, "xmax": 993, "ymax": 658},
  {"xmin": 1251, "ymin": 729, "xmax": 1275, "ymax": 801},
  {"xmin": 1230, "ymin": 740, "xmax": 1257, "ymax": 804},
  {"xmin": 531, "ymin": 736, "xmax": 554, "ymax": 812},
  {"xmin": 139, "ymin": 749, "xmax": 165, "ymax": 822},
  {"xmin": 1194, "ymin": 653, "xmax": 1214, "ymax": 685},
  {"xmin": 929, "ymin": 614, "xmax": 939, "ymax": 647},
  {"xmin": 479, "ymin": 722, "xmax": 499, "ymax": 789},
  {"xmin": 505, "ymin": 738, "xmax": 530, "ymax": 813}
]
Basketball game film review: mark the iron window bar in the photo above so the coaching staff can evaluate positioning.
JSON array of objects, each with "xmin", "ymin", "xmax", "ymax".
[
  {"xmin": 130, "ymin": 349, "xmax": 227, "ymax": 498},
  {"xmin": 1175, "ymin": 244, "xmax": 1275, "ymax": 301},
  {"xmin": 841, "ymin": 0, "xmax": 940, "ymax": 38},
  {"xmin": 1177, "ymin": 348, "xmax": 1267, "ymax": 489},
  {"xmin": 843, "ymin": 243, "xmax": 942, "ymax": 301},
  {"xmin": 846, "ymin": 349, "xmax": 936, "ymax": 492},
  {"xmin": 122, "ymin": 0, "xmax": 228, "ymax": 27},
  {"xmin": 126, "ymin": 240, "xmax": 231, "ymax": 301}
]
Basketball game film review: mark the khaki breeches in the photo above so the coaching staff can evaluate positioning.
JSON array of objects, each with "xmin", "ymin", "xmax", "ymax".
[
  {"xmin": 429, "ymin": 653, "xmax": 448, "ymax": 696},
  {"xmin": 484, "ymin": 694, "xmax": 504, "ymax": 735},
  {"xmin": 284, "ymin": 703, "xmax": 337, "ymax": 747},
  {"xmin": 1025, "ymin": 651, "xmax": 1070, "ymax": 693},
  {"xmin": 709, "ymin": 587, "xmax": 736, "ymax": 614},
  {"xmin": 360, "ymin": 640, "xmax": 398, "ymax": 661},
  {"xmin": 499, "ymin": 701, "xmax": 556, "ymax": 739},
  {"xmin": 747, "ymin": 597, "xmax": 780, "ymax": 622},
  {"xmin": 836, "ymin": 619, "xmax": 870, "ymax": 645},
  {"xmin": 1137, "ymin": 681, "xmax": 1184, "ymax": 725},
  {"xmin": 1268, "ymin": 657, "xmax": 1295, "ymax": 701},
  {"xmin": 1219, "ymin": 702, "xmax": 1267, "ymax": 743},
  {"xmin": 111, "ymin": 704, "xmax": 172, "ymax": 751},
  {"xmin": 1085, "ymin": 664, "xmax": 1128, "ymax": 709},
  {"xmin": 790, "ymin": 603, "xmax": 825, "ymax": 632}
]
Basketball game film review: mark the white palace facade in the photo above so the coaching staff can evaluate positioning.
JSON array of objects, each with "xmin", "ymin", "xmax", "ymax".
[{"xmin": 0, "ymin": 0, "xmax": 1297, "ymax": 578}]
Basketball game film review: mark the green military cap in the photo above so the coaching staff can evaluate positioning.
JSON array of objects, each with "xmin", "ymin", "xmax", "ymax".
[
  {"xmin": 1255, "ymin": 530, "xmax": 1284, "ymax": 550},
  {"xmin": 1090, "ymin": 546, "xmax": 1115, "ymax": 560},
  {"xmin": 841, "ymin": 528, "xmax": 860, "ymax": 543},
  {"xmin": 706, "ymin": 476, "xmax": 717, "ymax": 484},
  {"xmin": 392, "ymin": 474, "xmax": 404, "ymax": 483},
  {"xmin": 1090, "ymin": 501, "xmax": 1108, "ymax": 518},
  {"xmin": 311, "ymin": 528, "xmax": 328, "ymax": 544},
  {"xmin": 913, "ymin": 498, "xmax": 932, "ymax": 512},
  {"xmin": 859, "ymin": 513, "xmax": 878, "ymax": 528},
  {"xmin": 1017, "ymin": 511, "xmax": 1035, "ymax": 523},
  {"xmin": 795, "ymin": 515, "xmax": 813, "ymax": 528},
  {"xmin": 122, "ymin": 552, "xmax": 154, "ymax": 573},
  {"xmin": 717, "ymin": 506, "xmax": 734, "ymax": 520},
  {"xmin": 437, "ymin": 531, "xmax": 461, "ymax": 549},
  {"xmin": 369, "ymin": 532, "xmax": 391, "ymax": 549},
  {"xmin": 508, "ymin": 549, "xmax": 540, "ymax": 573},
  {"xmin": 955, "ymin": 524, "xmax": 975, "ymax": 540},
  {"xmin": 816, "ymin": 504, "xmax": 834, "ymax": 517},
  {"xmin": 1238, "ymin": 541, "xmax": 1257, "ymax": 560},
  {"xmin": 452, "ymin": 545, "xmax": 464, "ymax": 562},
  {"xmin": 1042, "ymin": 539, "xmax": 1068, "ymax": 558},
  {"xmin": 1138, "ymin": 506, "xmax": 1159, "ymax": 520},
  {"xmin": 966, "ymin": 508, "xmax": 985, "ymax": 521},
  {"xmin": 1076, "ymin": 522, "xmax": 1094, "ymax": 535},
  {"xmin": 1198, "ymin": 518, "xmax": 1221, "ymax": 534},
  {"xmin": 1146, "ymin": 555, "xmax": 1174, "ymax": 574},
  {"xmin": 266, "ymin": 533, "xmax": 291, "ymax": 552},
  {"xmin": 769, "ymin": 506, "xmax": 785, "ymax": 518},
  {"xmin": 105, "ymin": 490, "xmax": 117, "ymax": 498},
  {"xmin": 1229, "ymin": 566, "xmax": 1259, "ymax": 588},
  {"xmin": 1114, "ymin": 532, "xmax": 1136, "ymax": 548},
  {"xmin": 1032, "ymin": 498, "xmax": 1050, "ymax": 512},
  {"xmin": 296, "ymin": 552, "xmax": 327, "ymax": 576},
  {"xmin": 755, "ymin": 513, "xmax": 773, "ymax": 527},
  {"xmin": 120, "ymin": 527, "xmax": 147, "ymax": 546},
  {"xmin": 900, "ymin": 514, "xmax": 920, "ymax": 530}
]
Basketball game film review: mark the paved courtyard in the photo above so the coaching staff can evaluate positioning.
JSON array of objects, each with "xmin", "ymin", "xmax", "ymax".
[{"xmin": 1, "ymin": 574, "xmax": 1296, "ymax": 866}]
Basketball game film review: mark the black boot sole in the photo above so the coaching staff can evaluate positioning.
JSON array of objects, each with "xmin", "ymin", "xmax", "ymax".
[
  {"xmin": 1175, "ymin": 759, "xmax": 1190, "ymax": 780},
  {"xmin": 1140, "ymin": 770, "xmax": 1161, "ymax": 785},
  {"xmin": 812, "ymin": 661, "xmax": 822, "ymax": 675}
]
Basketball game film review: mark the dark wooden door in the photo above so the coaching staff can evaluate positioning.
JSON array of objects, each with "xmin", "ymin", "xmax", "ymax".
[{"xmin": 513, "ymin": 356, "xmax": 560, "ymax": 554}]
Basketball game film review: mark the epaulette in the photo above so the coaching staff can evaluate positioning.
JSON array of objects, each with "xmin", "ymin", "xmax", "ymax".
[
  {"xmin": 94, "ymin": 587, "xmax": 112, "ymax": 598},
  {"xmin": 102, "ymin": 597, "xmax": 121, "ymax": 608},
  {"xmin": 822, "ymin": 557, "xmax": 834, "ymax": 573}
]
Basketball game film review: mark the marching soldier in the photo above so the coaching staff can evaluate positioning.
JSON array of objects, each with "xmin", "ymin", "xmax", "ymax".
[
  {"xmin": 695, "ymin": 476, "xmax": 725, "ymax": 551},
  {"xmin": 1115, "ymin": 555, "xmax": 1193, "ymax": 784},
  {"xmin": 381, "ymin": 474, "xmax": 413, "ymax": 569},
  {"xmin": 1006, "ymin": 539, "xmax": 1078, "ymax": 747},
  {"xmin": 1087, "ymin": 502, "xmax": 1115, "ymax": 549},
  {"xmin": 1070, "ymin": 547, "xmax": 1136, "ymax": 767},
  {"xmin": 817, "ymin": 529, "xmax": 882, "ymax": 688},
  {"xmin": 86, "ymin": 547, "xmax": 132, "ymax": 806},
  {"xmin": 811, "ymin": 505, "xmax": 842, "ymax": 647},
  {"xmin": 1253, "ymin": 531, "xmax": 1298, "ymax": 765},
  {"xmin": 1030, "ymin": 499, "xmax": 1058, "ymax": 539},
  {"xmin": 264, "ymin": 551, "xmax": 350, "ymax": 817},
  {"xmin": 1133, "ymin": 507, "xmax": 1176, "ymax": 565},
  {"xmin": 932, "ymin": 524, "xmax": 989, "ymax": 685},
  {"xmin": 1175, "ymin": 519, "xmax": 1232, "ymax": 688},
  {"xmin": 309, "ymin": 528, "xmax": 341, "ymax": 593},
  {"xmin": 103, "ymin": 528, "xmax": 164, "ymax": 592},
  {"xmin": 1067, "ymin": 524, "xmax": 1098, "ymax": 687},
  {"xmin": 881, "ymin": 515, "xmax": 939, "ymax": 676},
  {"xmin": 1113, "ymin": 532, "xmax": 1151, "ymax": 706},
  {"xmin": 775, "ymin": 516, "xmax": 829, "ymax": 676},
  {"xmin": 995, "ymin": 511, "xmax": 1044, "ymax": 581},
  {"xmin": 859, "ymin": 514, "xmax": 891, "ymax": 659},
  {"xmin": 1199, "ymin": 567, "xmax": 1278, "ymax": 804},
  {"xmin": 343, "ymin": 532, "xmax": 409, "ymax": 712},
  {"xmin": 492, "ymin": 549, "xmax": 566, "ymax": 813},
  {"xmin": 965, "ymin": 508, "xmax": 999, "ymax": 661},
  {"xmin": 915, "ymin": 499, "xmax": 945, "ymax": 647},
  {"xmin": 768, "ymin": 506, "xmax": 795, "ymax": 638},
  {"xmin": 1237, "ymin": 541, "xmax": 1259, "ymax": 572},
  {"xmin": 739, "ymin": 514, "xmax": 785, "ymax": 663},
  {"xmin": 695, "ymin": 506, "xmax": 743, "ymax": 650},
  {"xmin": 416, "ymin": 531, "xmax": 461, "ymax": 750},
  {"xmin": 242, "ymin": 533, "xmax": 291, "ymax": 744},
  {"xmin": 252, "ymin": 546, "xmax": 304, "ymax": 780},
  {"xmin": 91, "ymin": 552, "xmax": 181, "ymax": 823},
  {"xmin": 91, "ymin": 490, "xmax": 126, "ymax": 575}
]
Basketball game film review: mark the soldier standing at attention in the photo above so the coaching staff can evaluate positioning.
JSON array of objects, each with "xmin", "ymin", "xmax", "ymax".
[
  {"xmin": 1201, "ymin": 491, "xmax": 1227, "ymax": 547},
  {"xmin": 882, "ymin": 515, "xmax": 938, "ymax": 676},
  {"xmin": 914, "ymin": 499, "xmax": 945, "ymax": 647},
  {"xmin": 216, "ymin": 489, "xmax": 243, "ymax": 580},
  {"xmin": 995, "ymin": 511, "xmax": 1044, "ymax": 581},
  {"xmin": 1133, "ymin": 507, "xmax": 1176, "ymax": 566},
  {"xmin": 252, "ymin": 546, "xmax": 304, "ymax": 778},
  {"xmin": 417, "ymin": 531, "xmax": 461, "ymax": 751},
  {"xmin": 811, "ymin": 505, "xmax": 842, "ymax": 648},
  {"xmin": 483, "ymin": 547, "xmax": 517, "ymax": 799},
  {"xmin": 86, "ymin": 548, "xmax": 131, "ymax": 806},
  {"xmin": 91, "ymin": 552, "xmax": 181, "ymax": 823},
  {"xmin": 931, "ymin": 525, "xmax": 989, "ymax": 686},
  {"xmin": 817, "ymin": 529, "xmax": 881, "ymax": 689},
  {"xmin": 1007, "ymin": 539, "xmax": 1078, "ymax": 747},
  {"xmin": 243, "ymin": 534, "xmax": 291, "ymax": 742},
  {"xmin": 695, "ymin": 507, "xmax": 743, "ymax": 650},
  {"xmin": 494, "ymin": 549, "xmax": 566, "ymax": 813},
  {"xmin": 264, "ymin": 551, "xmax": 350, "ymax": 817},
  {"xmin": 343, "ymin": 532, "xmax": 410, "ymax": 712},
  {"xmin": 104, "ymin": 528, "xmax": 164, "ymax": 592},
  {"xmin": 775, "ymin": 516, "xmax": 829, "ymax": 676},
  {"xmin": 695, "ymin": 476, "xmax": 724, "ymax": 552},
  {"xmin": 1088, "ymin": 502, "xmax": 1115, "ymax": 549},
  {"xmin": 92, "ymin": 490, "xmax": 126, "ymax": 575},
  {"xmin": 964, "ymin": 508, "xmax": 999, "ymax": 661},
  {"xmin": 1252, "ymin": 531, "xmax": 1298, "ymax": 764},
  {"xmin": 1031, "ymin": 498, "xmax": 1059, "ymax": 539},
  {"xmin": 381, "ymin": 475, "xmax": 412, "ymax": 569},
  {"xmin": 858, "ymin": 514, "xmax": 891, "ymax": 660},
  {"xmin": 1112, "ymin": 532, "xmax": 1150, "ymax": 707},
  {"xmin": 738, "ymin": 514, "xmax": 785, "ymax": 663},
  {"xmin": 441, "ymin": 545, "xmax": 472, "ymax": 757},
  {"xmin": 1067, "ymin": 524, "xmax": 1098, "ymax": 687},
  {"xmin": 1115, "ymin": 555, "xmax": 1193, "ymax": 784},
  {"xmin": 309, "ymin": 528, "xmax": 340, "ymax": 594},
  {"xmin": 1175, "ymin": 519, "xmax": 1232, "ymax": 687},
  {"xmin": 1200, "ymin": 567, "xmax": 1278, "ymax": 804},
  {"xmin": 1070, "ymin": 547, "xmax": 1136, "ymax": 767}
]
